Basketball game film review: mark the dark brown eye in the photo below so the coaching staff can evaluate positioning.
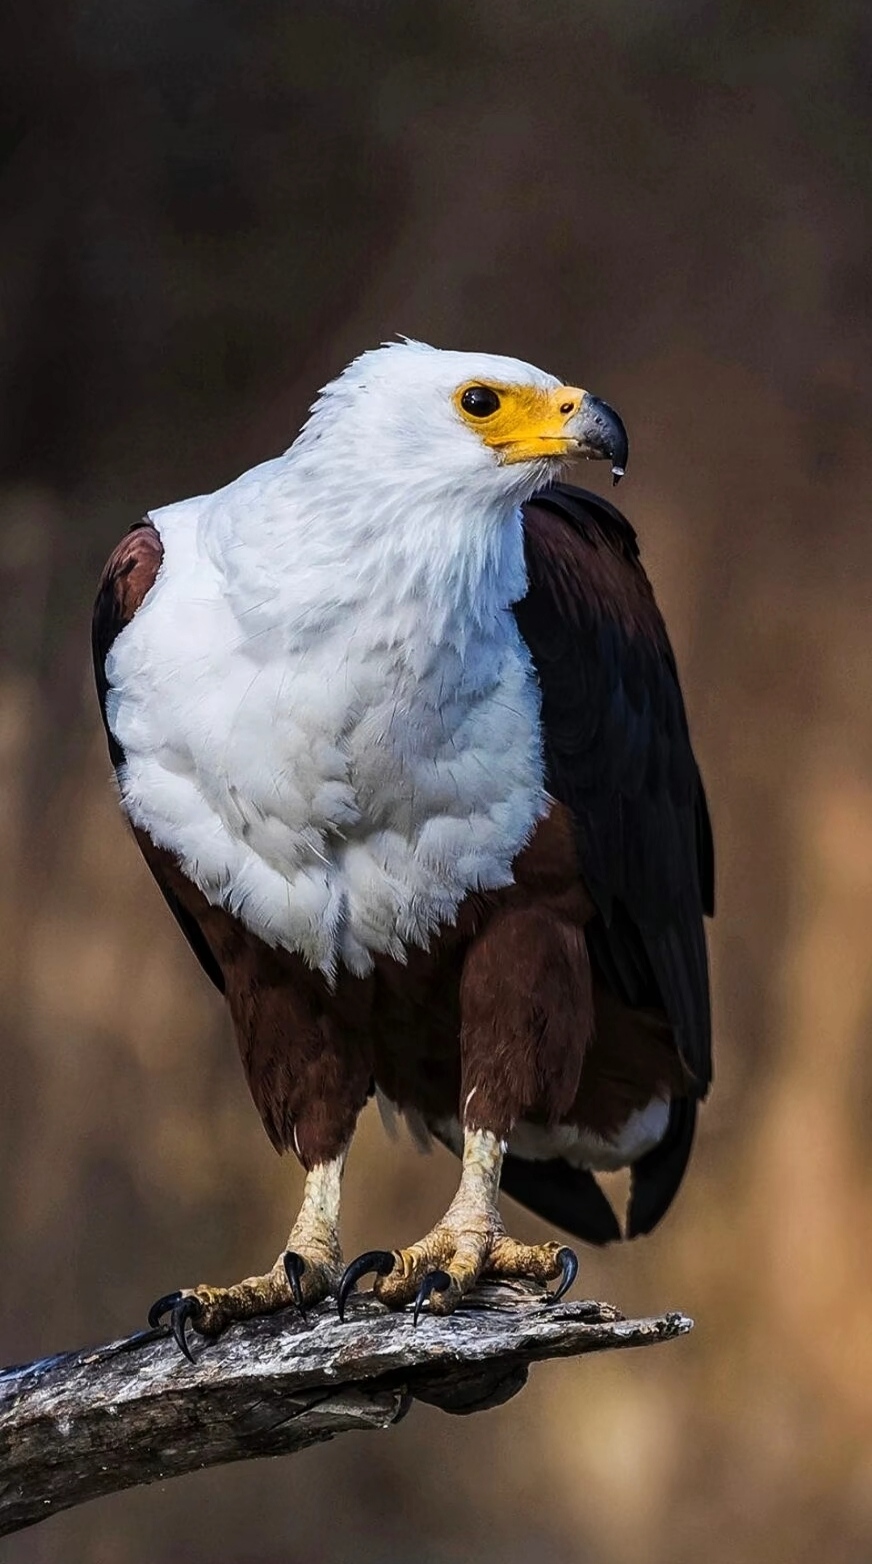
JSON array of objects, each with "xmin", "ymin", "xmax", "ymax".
[{"xmin": 461, "ymin": 385, "xmax": 501, "ymax": 417}]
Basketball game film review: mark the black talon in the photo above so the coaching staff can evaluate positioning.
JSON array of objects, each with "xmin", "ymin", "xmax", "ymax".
[
  {"xmin": 170, "ymin": 1295, "xmax": 203, "ymax": 1362},
  {"xmin": 413, "ymin": 1268, "xmax": 452, "ymax": 1326},
  {"xmin": 337, "ymin": 1250, "xmax": 395, "ymax": 1321},
  {"xmin": 283, "ymin": 1251, "xmax": 307, "ymax": 1317},
  {"xmin": 148, "ymin": 1290, "xmax": 182, "ymax": 1329},
  {"xmin": 550, "ymin": 1246, "xmax": 578, "ymax": 1303}
]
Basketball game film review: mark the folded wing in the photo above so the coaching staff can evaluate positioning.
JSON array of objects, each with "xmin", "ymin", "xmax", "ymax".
[{"xmin": 505, "ymin": 482, "xmax": 714, "ymax": 1241}]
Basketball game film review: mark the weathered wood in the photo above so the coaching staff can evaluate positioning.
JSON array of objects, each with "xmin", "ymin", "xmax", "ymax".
[{"xmin": 0, "ymin": 1284, "xmax": 691, "ymax": 1537}]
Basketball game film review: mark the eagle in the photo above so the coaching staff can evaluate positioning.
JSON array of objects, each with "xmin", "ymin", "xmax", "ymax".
[{"xmin": 93, "ymin": 342, "xmax": 713, "ymax": 1358}]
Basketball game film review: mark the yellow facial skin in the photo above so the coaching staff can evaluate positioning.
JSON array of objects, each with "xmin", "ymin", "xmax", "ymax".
[{"xmin": 453, "ymin": 381, "xmax": 588, "ymax": 465}]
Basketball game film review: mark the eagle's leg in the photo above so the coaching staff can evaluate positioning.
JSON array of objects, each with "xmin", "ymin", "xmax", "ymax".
[
  {"xmin": 339, "ymin": 1129, "xmax": 575, "ymax": 1320},
  {"xmin": 150, "ymin": 1151, "xmax": 347, "ymax": 1357}
]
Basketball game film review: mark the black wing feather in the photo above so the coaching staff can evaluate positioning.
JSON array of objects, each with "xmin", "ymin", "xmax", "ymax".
[
  {"xmin": 516, "ymin": 482, "xmax": 713, "ymax": 1095},
  {"xmin": 501, "ymin": 1155, "xmax": 622, "ymax": 1246},
  {"xmin": 508, "ymin": 482, "xmax": 713, "ymax": 1242}
]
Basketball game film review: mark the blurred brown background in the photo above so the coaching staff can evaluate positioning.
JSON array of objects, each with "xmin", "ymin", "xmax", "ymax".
[{"xmin": 2, "ymin": 1, "xmax": 872, "ymax": 1560}]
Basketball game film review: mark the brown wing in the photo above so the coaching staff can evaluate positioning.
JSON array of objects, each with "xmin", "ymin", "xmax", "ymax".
[
  {"xmin": 92, "ymin": 522, "xmax": 164, "ymax": 768},
  {"xmin": 505, "ymin": 482, "xmax": 714, "ymax": 1241},
  {"xmin": 92, "ymin": 522, "xmax": 226, "ymax": 995},
  {"xmin": 516, "ymin": 483, "xmax": 713, "ymax": 1086}
]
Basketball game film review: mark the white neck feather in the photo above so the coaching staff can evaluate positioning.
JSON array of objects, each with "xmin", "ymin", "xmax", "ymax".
[{"xmin": 202, "ymin": 441, "xmax": 542, "ymax": 666}]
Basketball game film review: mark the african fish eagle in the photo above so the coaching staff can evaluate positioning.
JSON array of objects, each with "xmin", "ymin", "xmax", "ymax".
[{"xmin": 93, "ymin": 341, "xmax": 713, "ymax": 1357}]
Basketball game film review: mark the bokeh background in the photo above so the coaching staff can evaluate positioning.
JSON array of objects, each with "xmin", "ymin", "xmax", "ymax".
[{"xmin": 3, "ymin": 1, "xmax": 872, "ymax": 1560}]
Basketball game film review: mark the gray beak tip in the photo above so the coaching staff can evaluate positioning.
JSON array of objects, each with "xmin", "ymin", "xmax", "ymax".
[{"xmin": 578, "ymin": 394, "xmax": 629, "ymax": 480}]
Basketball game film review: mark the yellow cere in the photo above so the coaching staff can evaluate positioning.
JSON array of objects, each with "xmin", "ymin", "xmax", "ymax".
[{"xmin": 452, "ymin": 381, "xmax": 587, "ymax": 464}]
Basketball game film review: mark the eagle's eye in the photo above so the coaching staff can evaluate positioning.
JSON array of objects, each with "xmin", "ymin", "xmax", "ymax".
[{"xmin": 460, "ymin": 385, "xmax": 501, "ymax": 418}]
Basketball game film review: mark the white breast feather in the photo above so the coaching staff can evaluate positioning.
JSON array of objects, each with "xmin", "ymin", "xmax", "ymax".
[{"xmin": 106, "ymin": 350, "xmax": 555, "ymax": 977}]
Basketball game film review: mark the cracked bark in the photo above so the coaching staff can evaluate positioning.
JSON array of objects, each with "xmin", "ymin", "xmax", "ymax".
[{"xmin": 0, "ymin": 1282, "xmax": 692, "ymax": 1537}]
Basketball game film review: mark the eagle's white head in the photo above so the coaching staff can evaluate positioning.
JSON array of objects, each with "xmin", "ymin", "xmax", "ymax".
[
  {"xmin": 205, "ymin": 340, "xmax": 627, "ymax": 655},
  {"xmin": 293, "ymin": 339, "xmax": 627, "ymax": 507}
]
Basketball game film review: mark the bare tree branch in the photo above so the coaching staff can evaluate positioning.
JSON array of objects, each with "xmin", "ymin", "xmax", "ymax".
[{"xmin": 0, "ymin": 1284, "xmax": 691, "ymax": 1537}]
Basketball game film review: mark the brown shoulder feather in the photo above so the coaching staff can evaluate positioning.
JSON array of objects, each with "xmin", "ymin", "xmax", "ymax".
[
  {"xmin": 91, "ymin": 521, "xmax": 226, "ymax": 994},
  {"xmin": 92, "ymin": 520, "xmax": 163, "ymax": 766}
]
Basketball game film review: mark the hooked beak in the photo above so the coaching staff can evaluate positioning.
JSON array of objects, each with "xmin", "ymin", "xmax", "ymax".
[
  {"xmin": 567, "ymin": 393, "xmax": 629, "ymax": 485},
  {"xmin": 471, "ymin": 381, "xmax": 629, "ymax": 483}
]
